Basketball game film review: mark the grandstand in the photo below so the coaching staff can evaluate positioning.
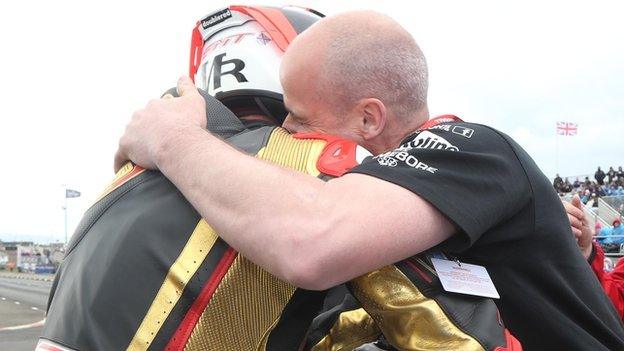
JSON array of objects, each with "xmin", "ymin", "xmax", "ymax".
[{"xmin": 556, "ymin": 167, "xmax": 624, "ymax": 264}]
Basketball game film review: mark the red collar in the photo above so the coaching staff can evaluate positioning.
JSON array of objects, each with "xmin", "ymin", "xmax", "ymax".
[{"xmin": 418, "ymin": 114, "xmax": 463, "ymax": 131}]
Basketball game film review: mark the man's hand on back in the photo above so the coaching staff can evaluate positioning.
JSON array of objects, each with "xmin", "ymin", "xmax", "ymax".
[{"xmin": 114, "ymin": 76, "xmax": 207, "ymax": 172}]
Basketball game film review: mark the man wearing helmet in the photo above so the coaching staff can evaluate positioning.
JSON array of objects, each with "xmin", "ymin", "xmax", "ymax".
[
  {"xmin": 116, "ymin": 9, "xmax": 624, "ymax": 351},
  {"xmin": 39, "ymin": 7, "xmax": 338, "ymax": 351}
]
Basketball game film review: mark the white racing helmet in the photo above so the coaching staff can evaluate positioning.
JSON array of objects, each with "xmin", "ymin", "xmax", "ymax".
[{"xmin": 190, "ymin": 5, "xmax": 324, "ymax": 123}]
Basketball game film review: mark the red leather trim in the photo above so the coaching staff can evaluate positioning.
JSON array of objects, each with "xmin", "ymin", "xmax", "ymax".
[
  {"xmin": 121, "ymin": 165, "xmax": 145, "ymax": 181},
  {"xmin": 293, "ymin": 132, "xmax": 359, "ymax": 177},
  {"xmin": 165, "ymin": 248, "xmax": 238, "ymax": 351},
  {"xmin": 494, "ymin": 329, "xmax": 523, "ymax": 351},
  {"xmin": 189, "ymin": 26, "xmax": 204, "ymax": 82},
  {"xmin": 112, "ymin": 165, "xmax": 145, "ymax": 189},
  {"xmin": 36, "ymin": 343, "xmax": 64, "ymax": 351},
  {"xmin": 230, "ymin": 6, "xmax": 297, "ymax": 52},
  {"xmin": 404, "ymin": 259, "xmax": 433, "ymax": 283},
  {"xmin": 96, "ymin": 164, "xmax": 146, "ymax": 203}
]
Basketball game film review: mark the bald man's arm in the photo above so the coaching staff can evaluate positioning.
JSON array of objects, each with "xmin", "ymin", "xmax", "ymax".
[
  {"xmin": 152, "ymin": 125, "xmax": 454, "ymax": 290},
  {"xmin": 116, "ymin": 78, "xmax": 454, "ymax": 290}
]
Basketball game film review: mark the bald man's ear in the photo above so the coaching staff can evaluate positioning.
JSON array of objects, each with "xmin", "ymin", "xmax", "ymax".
[{"xmin": 356, "ymin": 98, "xmax": 386, "ymax": 140}]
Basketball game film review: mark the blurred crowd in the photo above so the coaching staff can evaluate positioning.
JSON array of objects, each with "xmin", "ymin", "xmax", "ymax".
[
  {"xmin": 555, "ymin": 167, "xmax": 624, "ymax": 253},
  {"xmin": 554, "ymin": 166, "xmax": 624, "ymax": 207},
  {"xmin": 553, "ymin": 166, "xmax": 624, "ymax": 252}
]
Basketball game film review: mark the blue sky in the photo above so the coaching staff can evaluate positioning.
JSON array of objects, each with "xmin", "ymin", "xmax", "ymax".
[{"xmin": 0, "ymin": 0, "xmax": 622, "ymax": 243}]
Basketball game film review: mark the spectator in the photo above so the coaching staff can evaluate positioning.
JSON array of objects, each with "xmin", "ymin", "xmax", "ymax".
[
  {"xmin": 590, "ymin": 245, "xmax": 624, "ymax": 322},
  {"xmin": 608, "ymin": 167, "xmax": 617, "ymax": 184},
  {"xmin": 573, "ymin": 177, "xmax": 581, "ymax": 189},
  {"xmin": 553, "ymin": 173, "xmax": 563, "ymax": 192},
  {"xmin": 562, "ymin": 178, "xmax": 572, "ymax": 193},
  {"xmin": 599, "ymin": 219, "xmax": 624, "ymax": 253},
  {"xmin": 581, "ymin": 189, "xmax": 592, "ymax": 204},
  {"xmin": 585, "ymin": 176, "xmax": 592, "ymax": 188},
  {"xmin": 586, "ymin": 193, "xmax": 599, "ymax": 209},
  {"xmin": 608, "ymin": 182, "xmax": 618, "ymax": 196},
  {"xmin": 618, "ymin": 166, "xmax": 624, "ymax": 182},
  {"xmin": 614, "ymin": 219, "xmax": 623, "ymax": 233},
  {"xmin": 608, "ymin": 219, "xmax": 624, "ymax": 242},
  {"xmin": 563, "ymin": 196, "xmax": 624, "ymax": 321},
  {"xmin": 602, "ymin": 184, "xmax": 609, "ymax": 196},
  {"xmin": 596, "ymin": 167, "xmax": 606, "ymax": 186}
]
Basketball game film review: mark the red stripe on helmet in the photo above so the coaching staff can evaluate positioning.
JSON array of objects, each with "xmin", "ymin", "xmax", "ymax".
[
  {"xmin": 229, "ymin": 5, "xmax": 297, "ymax": 52},
  {"xmin": 165, "ymin": 248, "xmax": 238, "ymax": 351},
  {"xmin": 189, "ymin": 26, "xmax": 204, "ymax": 82}
]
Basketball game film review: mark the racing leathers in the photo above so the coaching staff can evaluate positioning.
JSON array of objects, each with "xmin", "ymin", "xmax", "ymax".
[{"xmin": 40, "ymin": 91, "xmax": 519, "ymax": 351}]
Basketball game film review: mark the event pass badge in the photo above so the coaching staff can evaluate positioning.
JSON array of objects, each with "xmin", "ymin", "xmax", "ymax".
[{"xmin": 430, "ymin": 258, "xmax": 500, "ymax": 299}]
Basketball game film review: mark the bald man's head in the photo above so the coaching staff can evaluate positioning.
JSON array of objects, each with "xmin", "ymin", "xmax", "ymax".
[{"xmin": 282, "ymin": 11, "xmax": 428, "ymax": 125}]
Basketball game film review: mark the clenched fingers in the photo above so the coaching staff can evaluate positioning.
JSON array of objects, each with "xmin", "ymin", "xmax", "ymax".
[{"xmin": 562, "ymin": 199, "xmax": 585, "ymax": 222}]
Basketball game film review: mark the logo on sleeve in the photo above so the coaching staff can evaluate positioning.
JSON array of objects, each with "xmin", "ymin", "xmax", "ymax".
[
  {"xmin": 372, "ymin": 130, "xmax": 465, "ymax": 173},
  {"xmin": 428, "ymin": 124, "xmax": 474, "ymax": 139},
  {"xmin": 428, "ymin": 124, "xmax": 451, "ymax": 132},
  {"xmin": 452, "ymin": 126, "xmax": 474, "ymax": 138},
  {"xmin": 374, "ymin": 151, "xmax": 437, "ymax": 173},
  {"xmin": 400, "ymin": 131, "xmax": 459, "ymax": 152}
]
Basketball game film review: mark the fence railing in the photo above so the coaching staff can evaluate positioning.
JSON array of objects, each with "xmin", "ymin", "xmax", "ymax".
[
  {"xmin": 598, "ymin": 198, "xmax": 622, "ymax": 224},
  {"xmin": 602, "ymin": 195, "xmax": 624, "ymax": 215},
  {"xmin": 594, "ymin": 235, "xmax": 624, "ymax": 239},
  {"xmin": 594, "ymin": 235, "xmax": 624, "ymax": 258}
]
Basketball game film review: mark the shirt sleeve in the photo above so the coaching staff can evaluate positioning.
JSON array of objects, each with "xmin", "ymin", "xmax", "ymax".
[
  {"xmin": 590, "ymin": 243, "xmax": 624, "ymax": 320},
  {"xmin": 590, "ymin": 242, "xmax": 606, "ymax": 281},
  {"xmin": 347, "ymin": 123, "xmax": 531, "ymax": 252}
]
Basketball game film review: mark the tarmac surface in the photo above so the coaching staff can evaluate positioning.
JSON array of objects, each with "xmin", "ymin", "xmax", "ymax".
[{"xmin": 0, "ymin": 275, "xmax": 53, "ymax": 351}]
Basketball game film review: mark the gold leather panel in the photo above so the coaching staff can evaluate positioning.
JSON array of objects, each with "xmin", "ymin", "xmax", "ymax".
[
  {"xmin": 310, "ymin": 308, "xmax": 381, "ymax": 351},
  {"xmin": 350, "ymin": 265, "xmax": 485, "ymax": 351},
  {"xmin": 112, "ymin": 162, "xmax": 135, "ymax": 183},
  {"xmin": 183, "ymin": 128, "xmax": 328, "ymax": 350},
  {"xmin": 184, "ymin": 256, "xmax": 296, "ymax": 351},
  {"xmin": 126, "ymin": 220, "xmax": 219, "ymax": 351},
  {"xmin": 256, "ymin": 128, "xmax": 325, "ymax": 176}
]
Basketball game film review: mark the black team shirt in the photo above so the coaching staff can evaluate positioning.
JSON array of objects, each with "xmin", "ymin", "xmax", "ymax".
[{"xmin": 348, "ymin": 120, "xmax": 624, "ymax": 350}]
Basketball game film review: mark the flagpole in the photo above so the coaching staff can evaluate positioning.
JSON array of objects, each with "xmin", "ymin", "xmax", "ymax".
[
  {"xmin": 64, "ymin": 185, "xmax": 68, "ymax": 245},
  {"xmin": 62, "ymin": 187, "xmax": 81, "ymax": 245},
  {"xmin": 555, "ymin": 132, "xmax": 559, "ymax": 174}
]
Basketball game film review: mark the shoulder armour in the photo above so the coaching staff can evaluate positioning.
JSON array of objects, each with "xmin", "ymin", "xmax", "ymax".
[{"xmin": 293, "ymin": 132, "xmax": 370, "ymax": 177}]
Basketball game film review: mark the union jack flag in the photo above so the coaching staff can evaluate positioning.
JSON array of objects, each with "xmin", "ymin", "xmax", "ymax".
[{"xmin": 556, "ymin": 122, "xmax": 578, "ymax": 136}]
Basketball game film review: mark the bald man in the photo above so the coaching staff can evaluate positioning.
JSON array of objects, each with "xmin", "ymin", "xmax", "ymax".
[{"xmin": 116, "ymin": 10, "xmax": 624, "ymax": 350}]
